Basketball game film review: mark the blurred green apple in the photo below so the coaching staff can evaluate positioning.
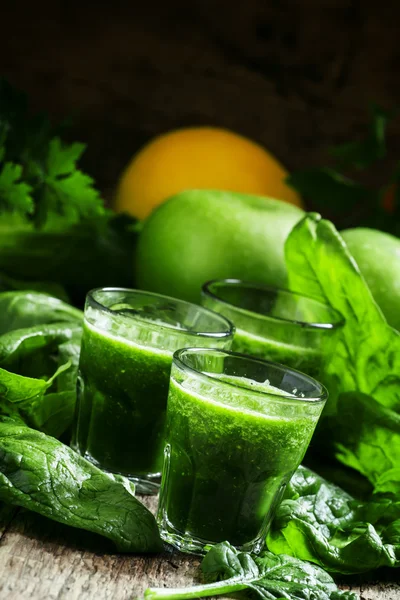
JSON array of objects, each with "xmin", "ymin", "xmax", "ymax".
[
  {"xmin": 342, "ymin": 227, "xmax": 400, "ymax": 332},
  {"xmin": 135, "ymin": 190, "xmax": 304, "ymax": 303}
]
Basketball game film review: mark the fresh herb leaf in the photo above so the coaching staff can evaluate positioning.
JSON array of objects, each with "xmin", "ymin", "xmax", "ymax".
[
  {"xmin": 267, "ymin": 466, "xmax": 400, "ymax": 573},
  {"xmin": 0, "ymin": 157, "xmax": 33, "ymax": 215},
  {"xmin": 331, "ymin": 392, "xmax": 400, "ymax": 496},
  {"xmin": 0, "ymin": 321, "xmax": 82, "ymax": 436},
  {"xmin": 0, "ymin": 80, "xmax": 105, "ymax": 228},
  {"xmin": 56, "ymin": 332, "xmax": 82, "ymax": 392},
  {"xmin": 0, "ymin": 321, "xmax": 81, "ymax": 376},
  {"xmin": 144, "ymin": 541, "xmax": 357, "ymax": 600},
  {"xmin": 0, "ymin": 291, "xmax": 82, "ymax": 335},
  {"xmin": 34, "ymin": 137, "xmax": 105, "ymax": 228},
  {"xmin": 284, "ymin": 213, "xmax": 400, "ymax": 486},
  {"xmin": 0, "ymin": 81, "xmax": 138, "ymax": 299},
  {"xmin": 0, "ymin": 416, "xmax": 162, "ymax": 552},
  {"xmin": 0, "ymin": 292, "xmax": 82, "ymax": 436}
]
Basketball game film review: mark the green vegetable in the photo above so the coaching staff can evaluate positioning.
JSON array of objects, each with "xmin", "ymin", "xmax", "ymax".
[
  {"xmin": 0, "ymin": 291, "xmax": 82, "ymax": 436},
  {"xmin": 0, "ymin": 321, "xmax": 82, "ymax": 437},
  {"xmin": 285, "ymin": 213, "xmax": 400, "ymax": 487},
  {"xmin": 0, "ymin": 291, "xmax": 82, "ymax": 335},
  {"xmin": 267, "ymin": 466, "xmax": 400, "ymax": 573},
  {"xmin": 144, "ymin": 541, "xmax": 357, "ymax": 600},
  {"xmin": 0, "ymin": 78, "xmax": 104, "ymax": 227},
  {"xmin": 0, "ymin": 80, "xmax": 137, "ymax": 304},
  {"xmin": 341, "ymin": 227, "xmax": 400, "ymax": 332},
  {"xmin": 0, "ymin": 154, "xmax": 33, "ymax": 215},
  {"xmin": 0, "ymin": 416, "xmax": 162, "ymax": 553},
  {"xmin": 136, "ymin": 189, "xmax": 304, "ymax": 303}
]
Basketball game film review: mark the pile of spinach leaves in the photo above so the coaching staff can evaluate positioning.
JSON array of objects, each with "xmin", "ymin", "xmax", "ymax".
[
  {"xmin": 267, "ymin": 466, "xmax": 400, "ymax": 573},
  {"xmin": 0, "ymin": 290, "xmax": 162, "ymax": 552}
]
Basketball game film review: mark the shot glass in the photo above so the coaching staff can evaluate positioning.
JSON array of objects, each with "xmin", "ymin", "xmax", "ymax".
[
  {"xmin": 157, "ymin": 348, "xmax": 327, "ymax": 553},
  {"xmin": 71, "ymin": 288, "xmax": 233, "ymax": 494},
  {"xmin": 201, "ymin": 279, "xmax": 344, "ymax": 378}
]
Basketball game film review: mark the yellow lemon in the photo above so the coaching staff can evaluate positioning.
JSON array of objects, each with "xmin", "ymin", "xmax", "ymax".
[{"xmin": 115, "ymin": 127, "xmax": 303, "ymax": 219}]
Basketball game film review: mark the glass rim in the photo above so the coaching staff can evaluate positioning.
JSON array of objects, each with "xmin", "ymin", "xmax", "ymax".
[
  {"xmin": 87, "ymin": 287, "xmax": 235, "ymax": 339},
  {"xmin": 202, "ymin": 278, "xmax": 345, "ymax": 331},
  {"xmin": 173, "ymin": 347, "xmax": 328, "ymax": 404}
]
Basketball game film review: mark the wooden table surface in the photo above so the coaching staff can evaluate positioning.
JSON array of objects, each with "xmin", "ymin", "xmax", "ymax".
[{"xmin": 0, "ymin": 498, "xmax": 399, "ymax": 600}]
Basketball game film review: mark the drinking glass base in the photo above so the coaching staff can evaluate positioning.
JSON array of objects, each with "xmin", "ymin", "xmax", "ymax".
[
  {"xmin": 130, "ymin": 475, "xmax": 161, "ymax": 496},
  {"xmin": 158, "ymin": 516, "xmax": 265, "ymax": 555},
  {"xmin": 81, "ymin": 451, "xmax": 161, "ymax": 495}
]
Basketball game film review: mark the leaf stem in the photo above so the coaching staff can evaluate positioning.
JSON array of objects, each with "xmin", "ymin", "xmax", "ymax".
[{"xmin": 144, "ymin": 578, "xmax": 247, "ymax": 600}]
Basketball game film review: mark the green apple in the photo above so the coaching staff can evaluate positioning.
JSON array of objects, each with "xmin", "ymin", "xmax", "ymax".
[
  {"xmin": 342, "ymin": 227, "xmax": 400, "ymax": 331},
  {"xmin": 135, "ymin": 190, "xmax": 304, "ymax": 303}
]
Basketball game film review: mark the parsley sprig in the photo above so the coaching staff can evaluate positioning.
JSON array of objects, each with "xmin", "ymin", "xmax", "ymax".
[{"xmin": 0, "ymin": 79, "xmax": 105, "ymax": 227}]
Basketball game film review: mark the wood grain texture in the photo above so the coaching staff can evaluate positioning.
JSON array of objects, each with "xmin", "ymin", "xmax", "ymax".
[
  {"xmin": 0, "ymin": 498, "xmax": 200, "ymax": 600},
  {"xmin": 0, "ymin": 497, "xmax": 399, "ymax": 600}
]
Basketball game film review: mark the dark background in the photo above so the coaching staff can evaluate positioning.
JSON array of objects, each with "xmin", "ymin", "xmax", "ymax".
[{"xmin": 1, "ymin": 0, "xmax": 399, "ymax": 197}]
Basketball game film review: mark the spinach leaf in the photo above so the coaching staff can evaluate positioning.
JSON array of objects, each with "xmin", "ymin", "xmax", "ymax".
[
  {"xmin": 0, "ymin": 291, "xmax": 82, "ymax": 335},
  {"xmin": 0, "ymin": 321, "xmax": 81, "ymax": 381},
  {"xmin": 332, "ymin": 392, "xmax": 400, "ymax": 495},
  {"xmin": 0, "ymin": 416, "xmax": 162, "ymax": 552},
  {"xmin": 284, "ymin": 213, "xmax": 400, "ymax": 487},
  {"xmin": 0, "ymin": 360, "xmax": 78, "ymax": 438},
  {"xmin": 267, "ymin": 466, "xmax": 400, "ymax": 573},
  {"xmin": 0, "ymin": 321, "xmax": 82, "ymax": 436},
  {"xmin": 144, "ymin": 541, "xmax": 357, "ymax": 600}
]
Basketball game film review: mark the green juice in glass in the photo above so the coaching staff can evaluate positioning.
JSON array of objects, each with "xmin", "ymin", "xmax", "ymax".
[
  {"xmin": 158, "ymin": 349, "xmax": 327, "ymax": 553},
  {"xmin": 72, "ymin": 288, "xmax": 233, "ymax": 493},
  {"xmin": 201, "ymin": 279, "xmax": 344, "ymax": 378},
  {"xmin": 75, "ymin": 320, "xmax": 171, "ymax": 477},
  {"xmin": 231, "ymin": 328, "xmax": 321, "ymax": 376}
]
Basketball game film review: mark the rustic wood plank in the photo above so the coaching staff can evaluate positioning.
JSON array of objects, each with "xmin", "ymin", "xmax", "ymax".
[
  {"xmin": 339, "ymin": 575, "xmax": 400, "ymax": 600},
  {"xmin": 0, "ymin": 497, "xmax": 200, "ymax": 600},
  {"xmin": 0, "ymin": 502, "xmax": 18, "ymax": 540},
  {"xmin": 0, "ymin": 496, "xmax": 398, "ymax": 600}
]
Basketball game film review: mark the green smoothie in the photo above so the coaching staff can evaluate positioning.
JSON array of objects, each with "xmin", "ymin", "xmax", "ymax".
[
  {"xmin": 201, "ymin": 279, "xmax": 343, "ymax": 378},
  {"xmin": 72, "ymin": 289, "xmax": 233, "ymax": 491},
  {"xmin": 232, "ymin": 328, "xmax": 321, "ymax": 377},
  {"xmin": 158, "ymin": 355, "xmax": 325, "ymax": 551},
  {"xmin": 73, "ymin": 320, "xmax": 172, "ymax": 477}
]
